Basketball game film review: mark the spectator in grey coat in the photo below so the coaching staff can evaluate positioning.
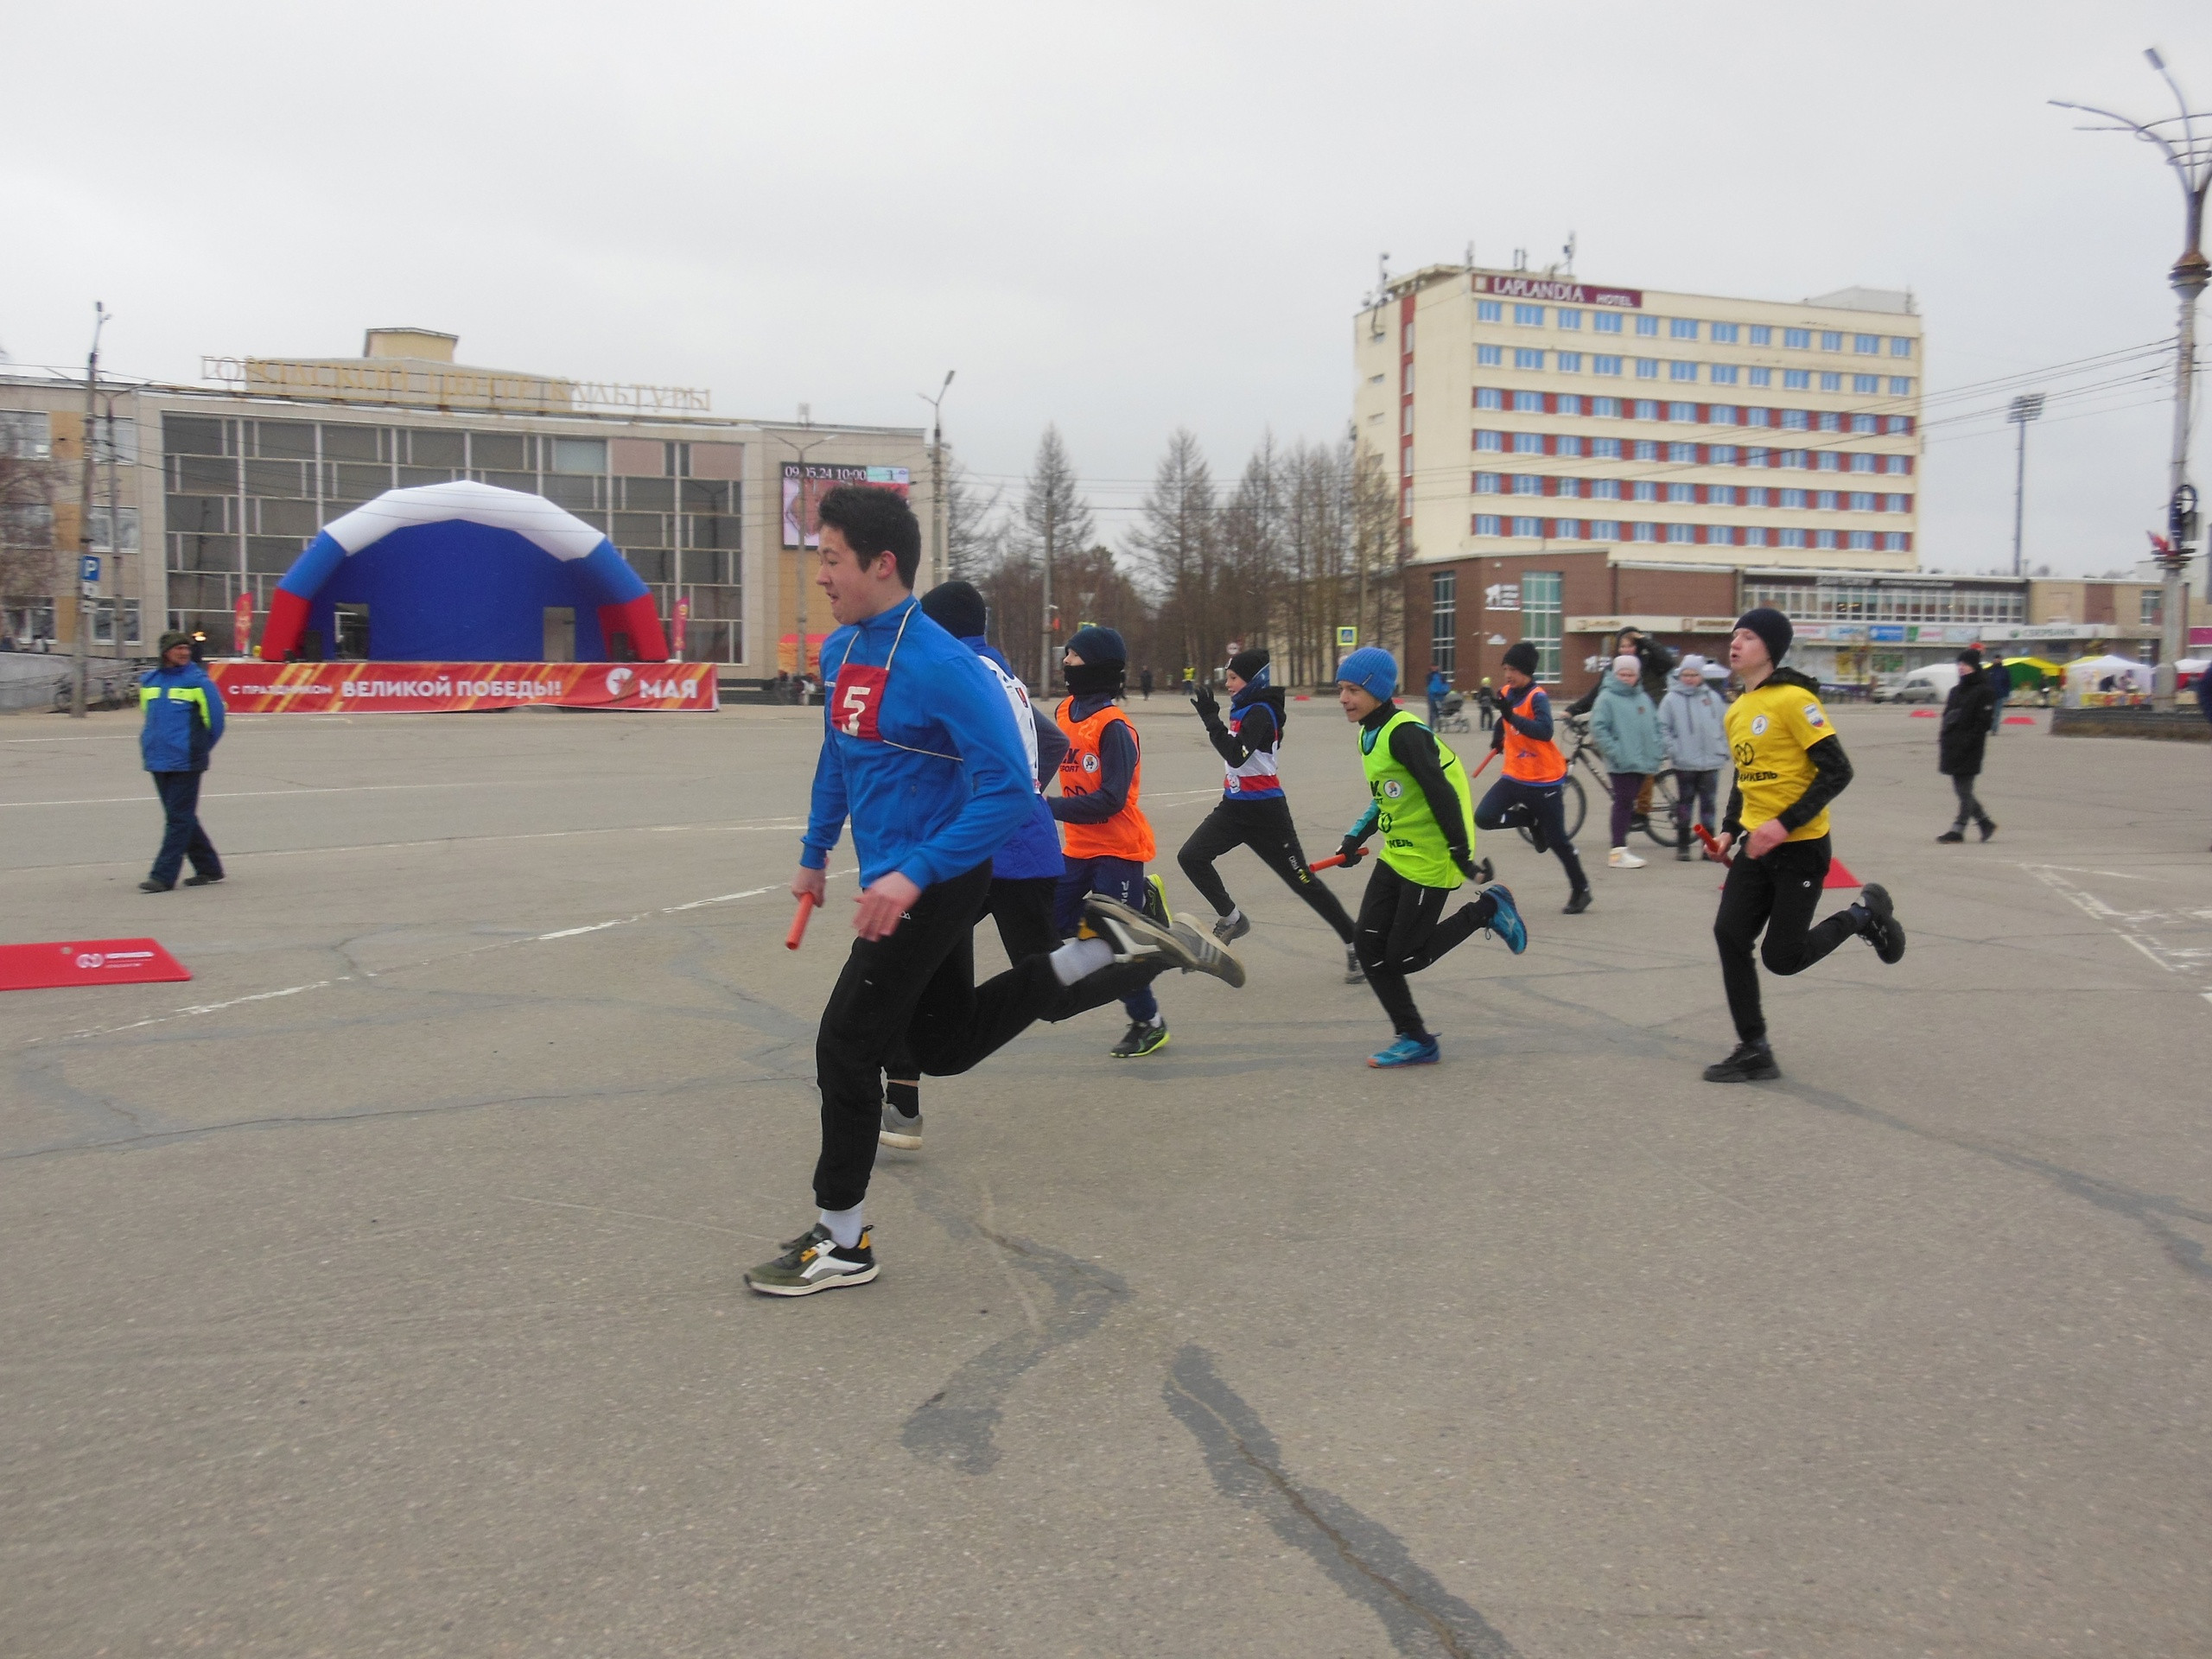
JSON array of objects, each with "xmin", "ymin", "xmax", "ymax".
[{"xmin": 1658, "ymin": 654, "xmax": 1729, "ymax": 861}]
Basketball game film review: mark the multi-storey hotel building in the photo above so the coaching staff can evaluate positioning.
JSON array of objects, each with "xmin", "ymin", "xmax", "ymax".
[{"xmin": 1354, "ymin": 264, "xmax": 1924, "ymax": 572}]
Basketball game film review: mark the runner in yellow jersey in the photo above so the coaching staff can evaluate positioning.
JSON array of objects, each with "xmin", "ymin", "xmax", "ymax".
[{"xmin": 1705, "ymin": 608, "xmax": 1906, "ymax": 1084}]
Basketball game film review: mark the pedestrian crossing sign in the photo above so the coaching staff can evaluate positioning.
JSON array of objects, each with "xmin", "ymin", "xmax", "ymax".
[{"xmin": 1336, "ymin": 626, "xmax": 1357, "ymax": 647}]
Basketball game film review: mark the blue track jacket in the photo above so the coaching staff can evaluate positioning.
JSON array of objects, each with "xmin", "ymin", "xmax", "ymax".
[
  {"xmin": 139, "ymin": 661, "xmax": 226, "ymax": 773},
  {"xmin": 802, "ymin": 597, "xmax": 1033, "ymax": 891}
]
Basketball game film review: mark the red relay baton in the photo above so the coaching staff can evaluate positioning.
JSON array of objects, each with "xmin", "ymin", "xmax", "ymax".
[
  {"xmin": 1694, "ymin": 825, "xmax": 1733, "ymax": 866},
  {"xmin": 785, "ymin": 892, "xmax": 819, "ymax": 950}
]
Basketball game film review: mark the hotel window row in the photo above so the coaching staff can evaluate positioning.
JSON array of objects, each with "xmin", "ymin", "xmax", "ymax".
[
  {"xmin": 1473, "ymin": 348, "xmax": 1910, "ymax": 393},
  {"xmin": 1471, "ymin": 433, "xmax": 1912, "ymax": 472},
  {"xmin": 1472, "ymin": 474, "xmax": 1910, "ymax": 512},
  {"xmin": 1472, "ymin": 390, "xmax": 1914, "ymax": 433},
  {"xmin": 1470, "ymin": 516, "xmax": 1910, "ymax": 552},
  {"xmin": 1473, "ymin": 303, "xmax": 1913, "ymax": 357}
]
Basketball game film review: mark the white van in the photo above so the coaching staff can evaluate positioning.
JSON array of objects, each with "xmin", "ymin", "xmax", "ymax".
[{"xmin": 1872, "ymin": 663, "xmax": 1960, "ymax": 704}]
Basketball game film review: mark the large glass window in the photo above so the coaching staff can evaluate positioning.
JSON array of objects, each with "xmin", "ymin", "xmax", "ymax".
[
  {"xmin": 1514, "ymin": 304, "xmax": 1544, "ymax": 327},
  {"xmin": 1593, "ymin": 355, "xmax": 1622, "ymax": 376},
  {"xmin": 1476, "ymin": 430, "xmax": 1503, "ymax": 451},
  {"xmin": 1594, "ymin": 312, "xmax": 1623, "ymax": 334},
  {"xmin": 1636, "ymin": 360, "xmax": 1659, "ymax": 378},
  {"xmin": 1669, "ymin": 361, "xmax": 1697, "ymax": 381},
  {"xmin": 1478, "ymin": 344, "xmax": 1502, "ymax": 365},
  {"xmin": 0, "ymin": 410, "xmax": 53, "ymax": 457},
  {"xmin": 1636, "ymin": 315, "xmax": 1659, "ymax": 336},
  {"xmin": 1669, "ymin": 318, "xmax": 1698, "ymax": 340},
  {"xmin": 1474, "ymin": 513, "xmax": 1502, "ymax": 536},
  {"xmin": 1512, "ymin": 515, "xmax": 1543, "ymax": 537},
  {"xmin": 1522, "ymin": 570, "xmax": 1562, "ymax": 679},
  {"xmin": 1558, "ymin": 309, "xmax": 1582, "ymax": 330},
  {"xmin": 1557, "ymin": 352, "xmax": 1583, "ymax": 373},
  {"xmin": 1711, "ymin": 364, "xmax": 1739, "ymax": 385},
  {"xmin": 1514, "ymin": 433, "xmax": 1543, "ymax": 454},
  {"xmin": 1476, "ymin": 387, "xmax": 1502, "ymax": 409},
  {"xmin": 1430, "ymin": 569, "xmax": 1456, "ymax": 677},
  {"xmin": 1783, "ymin": 328, "xmax": 1810, "ymax": 350},
  {"xmin": 1477, "ymin": 300, "xmax": 1502, "ymax": 322},
  {"xmin": 1514, "ymin": 391, "xmax": 1542, "ymax": 412},
  {"xmin": 1750, "ymin": 326, "xmax": 1772, "ymax": 346}
]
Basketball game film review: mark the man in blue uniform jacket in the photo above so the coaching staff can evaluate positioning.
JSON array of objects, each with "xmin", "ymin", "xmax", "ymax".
[
  {"xmin": 746, "ymin": 486, "xmax": 1244, "ymax": 1299},
  {"xmin": 138, "ymin": 630, "xmax": 226, "ymax": 893}
]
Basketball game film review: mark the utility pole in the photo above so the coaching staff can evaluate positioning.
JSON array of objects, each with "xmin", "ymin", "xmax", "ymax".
[
  {"xmin": 71, "ymin": 302, "xmax": 108, "ymax": 720},
  {"xmin": 2054, "ymin": 49, "xmax": 2210, "ymax": 707},
  {"xmin": 918, "ymin": 371, "xmax": 954, "ymax": 585},
  {"xmin": 2008, "ymin": 393, "xmax": 2044, "ymax": 577}
]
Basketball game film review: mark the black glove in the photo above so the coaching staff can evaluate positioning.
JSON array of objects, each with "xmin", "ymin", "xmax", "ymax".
[
  {"xmin": 1336, "ymin": 834, "xmax": 1367, "ymax": 867},
  {"xmin": 1452, "ymin": 849, "xmax": 1480, "ymax": 882},
  {"xmin": 1191, "ymin": 680, "xmax": 1220, "ymax": 723}
]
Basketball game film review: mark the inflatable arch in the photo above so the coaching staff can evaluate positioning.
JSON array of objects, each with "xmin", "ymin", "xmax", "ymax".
[{"xmin": 257, "ymin": 480, "xmax": 670, "ymax": 664}]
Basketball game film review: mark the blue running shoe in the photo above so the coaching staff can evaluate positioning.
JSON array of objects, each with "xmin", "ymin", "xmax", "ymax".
[
  {"xmin": 1482, "ymin": 883, "xmax": 1528, "ymax": 954},
  {"xmin": 1367, "ymin": 1033, "xmax": 1440, "ymax": 1068}
]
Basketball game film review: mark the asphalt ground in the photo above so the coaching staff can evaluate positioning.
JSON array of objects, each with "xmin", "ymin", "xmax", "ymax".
[{"xmin": 2, "ymin": 694, "xmax": 2207, "ymax": 1658}]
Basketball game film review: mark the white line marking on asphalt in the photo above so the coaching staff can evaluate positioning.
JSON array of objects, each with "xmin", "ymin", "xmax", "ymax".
[
  {"xmin": 26, "ymin": 873, "xmax": 847, "ymax": 1046},
  {"xmin": 2022, "ymin": 865, "xmax": 2212, "ymax": 986},
  {"xmin": 0, "ymin": 780, "xmax": 543, "ymax": 809}
]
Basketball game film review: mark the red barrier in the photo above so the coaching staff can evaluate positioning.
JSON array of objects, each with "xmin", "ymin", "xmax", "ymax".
[
  {"xmin": 0, "ymin": 938, "xmax": 190, "ymax": 992},
  {"xmin": 207, "ymin": 660, "xmax": 716, "ymax": 714}
]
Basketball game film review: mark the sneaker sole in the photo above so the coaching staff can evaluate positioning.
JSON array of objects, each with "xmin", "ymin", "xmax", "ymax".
[
  {"xmin": 1085, "ymin": 896, "xmax": 1247, "ymax": 988},
  {"xmin": 745, "ymin": 1263, "xmax": 880, "ymax": 1297},
  {"xmin": 1110, "ymin": 1033, "xmax": 1171, "ymax": 1059},
  {"xmin": 1368, "ymin": 1051, "xmax": 1440, "ymax": 1068},
  {"xmin": 878, "ymin": 1129, "xmax": 922, "ymax": 1149},
  {"xmin": 1703, "ymin": 1066, "xmax": 1781, "ymax": 1084}
]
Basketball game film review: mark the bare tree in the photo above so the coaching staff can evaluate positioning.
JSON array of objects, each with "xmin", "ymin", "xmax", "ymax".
[
  {"xmin": 0, "ymin": 416, "xmax": 60, "ymax": 642},
  {"xmin": 943, "ymin": 456, "xmax": 1005, "ymax": 583},
  {"xmin": 1128, "ymin": 429, "xmax": 1217, "ymax": 681},
  {"xmin": 1014, "ymin": 426, "xmax": 1095, "ymax": 690}
]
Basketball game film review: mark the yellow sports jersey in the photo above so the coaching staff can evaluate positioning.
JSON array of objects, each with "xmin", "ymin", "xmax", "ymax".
[{"xmin": 1726, "ymin": 677, "xmax": 1837, "ymax": 842}]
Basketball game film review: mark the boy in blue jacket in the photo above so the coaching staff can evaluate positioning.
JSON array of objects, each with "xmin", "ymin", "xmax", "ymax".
[
  {"xmin": 748, "ymin": 488, "xmax": 1243, "ymax": 1298},
  {"xmin": 138, "ymin": 631, "xmax": 226, "ymax": 893}
]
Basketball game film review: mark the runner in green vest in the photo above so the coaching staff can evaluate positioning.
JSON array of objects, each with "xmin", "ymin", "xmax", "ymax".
[{"xmin": 1332, "ymin": 648, "xmax": 1528, "ymax": 1066}]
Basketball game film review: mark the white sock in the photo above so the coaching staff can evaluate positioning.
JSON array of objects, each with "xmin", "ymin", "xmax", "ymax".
[
  {"xmin": 1217, "ymin": 906, "xmax": 1241, "ymax": 925},
  {"xmin": 1049, "ymin": 938, "xmax": 1115, "ymax": 986},
  {"xmin": 818, "ymin": 1204, "xmax": 864, "ymax": 1249}
]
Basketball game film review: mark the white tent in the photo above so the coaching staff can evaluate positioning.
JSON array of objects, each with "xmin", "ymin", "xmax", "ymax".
[{"xmin": 2063, "ymin": 653, "xmax": 2154, "ymax": 706}]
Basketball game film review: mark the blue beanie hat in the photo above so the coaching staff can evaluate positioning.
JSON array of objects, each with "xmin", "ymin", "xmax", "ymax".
[
  {"xmin": 1334, "ymin": 645, "xmax": 1398, "ymax": 702},
  {"xmin": 1065, "ymin": 625, "xmax": 1127, "ymax": 664}
]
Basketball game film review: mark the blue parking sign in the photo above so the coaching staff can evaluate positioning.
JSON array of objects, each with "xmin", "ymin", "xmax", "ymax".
[{"xmin": 79, "ymin": 555, "xmax": 100, "ymax": 583}]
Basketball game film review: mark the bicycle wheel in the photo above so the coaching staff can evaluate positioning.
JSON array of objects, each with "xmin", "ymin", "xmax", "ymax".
[{"xmin": 1642, "ymin": 772, "xmax": 1681, "ymax": 847}]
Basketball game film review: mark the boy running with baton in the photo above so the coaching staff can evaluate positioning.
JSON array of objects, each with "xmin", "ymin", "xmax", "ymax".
[
  {"xmin": 1332, "ymin": 648, "xmax": 1528, "ymax": 1067},
  {"xmin": 1471, "ymin": 641, "xmax": 1593, "ymax": 913},
  {"xmin": 1704, "ymin": 607, "xmax": 1906, "ymax": 1084},
  {"xmin": 1178, "ymin": 647, "xmax": 1364, "ymax": 984},
  {"xmin": 749, "ymin": 487, "xmax": 1243, "ymax": 1297}
]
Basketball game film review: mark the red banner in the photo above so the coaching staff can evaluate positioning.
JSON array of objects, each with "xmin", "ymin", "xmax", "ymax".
[
  {"xmin": 206, "ymin": 660, "xmax": 718, "ymax": 714},
  {"xmin": 0, "ymin": 938, "xmax": 191, "ymax": 992}
]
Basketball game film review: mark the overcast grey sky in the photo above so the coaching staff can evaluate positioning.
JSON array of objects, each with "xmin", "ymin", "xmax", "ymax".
[{"xmin": 7, "ymin": 1, "xmax": 2209, "ymax": 575}]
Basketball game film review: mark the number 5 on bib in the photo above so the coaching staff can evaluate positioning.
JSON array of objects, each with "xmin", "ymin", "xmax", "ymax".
[{"xmin": 832, "ymin": 664, "xmax": 888, "ymax": 741}]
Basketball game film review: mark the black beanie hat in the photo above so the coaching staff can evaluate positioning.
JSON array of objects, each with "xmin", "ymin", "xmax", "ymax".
[
  {"xmin": 1501, "ymin": 641, "xmax": 1540, "ymax": 675},
  {"xmin": 1733, "ymin": 607, "xmax": 1792, "ymax": 666},
  {"xmin": 1227, "ymin": 647, "xmax": 1269, "ymax": 683},
  {"xmin": 919, "ymin": 580, "xmax": 987, "ymax": 639},
  {"xmin": 1956, "ymin": 645, "xmax": 1984, "ymax": 670}
]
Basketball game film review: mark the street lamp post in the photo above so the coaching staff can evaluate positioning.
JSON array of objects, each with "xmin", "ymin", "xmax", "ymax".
[
  {"xmin": 71, "ymin": 302, "xmax": 108, "ymax": 721},
  {"xmin": 2054, "ymin": 48, "xmax": 2211, "ymax": 707},
  {"xmin": 2008, "ymin": 393, "xmax": 2044, "ymax": 578},
  {"xmin": 918, "ymin": 372, "xmax": 954, "ymax": 587}
]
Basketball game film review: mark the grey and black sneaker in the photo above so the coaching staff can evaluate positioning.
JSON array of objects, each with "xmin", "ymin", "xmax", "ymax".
[
  {"xmin": 1083, "ymin": 894, "xmax": 1247, "ymax": 988},
  {"xmin": 1109, "ymin": 1019, "xmax": 1171, "ymax": 1058},
  {"xmin": 744, "ymin": 1224, "xmax": 879, "ymax": 1297},
  {"xmin": 1858, "ymin": 882, "xmax": 1906, "ymax": 964},
  {"xmin": 879, "ymin": 1102, "xmax": 923, "ymax": 1150},
  {"xmin": 1211, "ymin": 910, "xmax": 1251, "ymax": 945},
  {"xmin": 1703, "ymin": 1039, "xmax": 1780, "ymax": 1084},
  {"xmin": 1344, "ymin": 944, "xmax": 1365, "ymax": 984}
]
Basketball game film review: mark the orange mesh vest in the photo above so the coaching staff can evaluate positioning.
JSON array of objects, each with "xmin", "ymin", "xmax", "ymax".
[
  {"xmin": 1499, "ymin": 685, "xmax": 1567, "ymax": 784},
  {"xmin": 1055, "ymin": 699, "xmax": 1155, "ymax": 861}
]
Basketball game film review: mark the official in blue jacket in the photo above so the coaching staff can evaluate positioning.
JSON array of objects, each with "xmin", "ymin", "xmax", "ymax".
[
  {"xmin": 138, "ymin": 631, "xmax": 226, "ymax": 893},
  {"xmin": 748, "ymin": 486, "xmax": 1241, "ymax": 1299}
]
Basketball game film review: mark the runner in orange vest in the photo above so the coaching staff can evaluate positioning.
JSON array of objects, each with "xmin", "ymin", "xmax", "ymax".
[
  {"xmin": 1471, "ymin": 641, "xmax": 1593, "ymax": 913},
  {"xmin": 1052, "ymin": 626, "xmax": 1194, "ymax": 1058}
]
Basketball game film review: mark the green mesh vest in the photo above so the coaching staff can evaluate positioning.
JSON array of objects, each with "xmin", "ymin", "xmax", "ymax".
[{"xmin": 1360, "ymin": 708, "xmax": 1476, "ymax": 889}]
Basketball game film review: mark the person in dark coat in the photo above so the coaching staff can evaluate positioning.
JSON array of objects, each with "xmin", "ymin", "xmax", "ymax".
[
  {"xmin": 137, "ymin": 630, "xmax": 227, "ymax": 891},
  {"xmin": 1985, "ymin": 657, "xmax": 2012, "ymax": 734},
  {"xmin": 1936, "ymin": 648, "xmax": 1999, "ymax": 843}
]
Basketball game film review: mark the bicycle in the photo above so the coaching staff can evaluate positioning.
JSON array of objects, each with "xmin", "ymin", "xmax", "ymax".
[{"xmin": 1508, "ymin": 715, "xmax": 1681, "ymax": 851}]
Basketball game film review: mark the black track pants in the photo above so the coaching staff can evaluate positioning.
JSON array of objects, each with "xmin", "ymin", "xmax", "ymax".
[
  {"xmin": 885, "ymin": 873, "xmax": 1062, "ymax": 1084},
  {"xmin": 1354, "ymin": 860, "xmax": 1497, "ymax": 1037},
  {"xmin": 1711, "ymin": 834, "xmax": 1864, "ymax": 1044},
  {"xmin": 1474, "ymin": 776, "xmax": 1589, "ymax": 894},
  {"xmin": 814, "ymin": 863, "xmax": 1157, "ymax": 1211},
  {"xmin": 1177, "ymin": 797, "xmax": 1357, "ymax": 944}
]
